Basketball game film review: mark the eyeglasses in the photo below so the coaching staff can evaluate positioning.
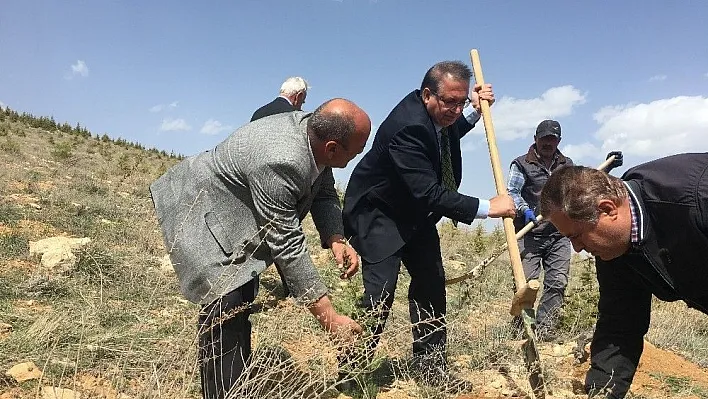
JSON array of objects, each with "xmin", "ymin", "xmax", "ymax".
[{"xmin": 429, "ymin": 89, "xmax": 471, "ymax": 110}]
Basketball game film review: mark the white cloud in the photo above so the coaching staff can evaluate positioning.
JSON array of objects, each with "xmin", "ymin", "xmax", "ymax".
[
  {"xmin": 569, "ymin": 96, "xmax": 708, "ymax": 162},
  {"xmin": 0, "ymin": 101, "xmax": 5, "ymax": 110},
  {"xmin": 461, "ymin": 135, "xmax": 489, "ymax": 153},
  {"xmin": 594, "ymin": 96, "xmax": 708, "ymax": 156},
  {"xmin": 200, "ymin": 119, "xmax": 233, "ymax": 135},
  {"xmin": 560, "ymin": 142, "xmax": 600, "ymax": 161},
  {"xmin": 648, "ymin": 74, "xmax": 667, "ymax": 82},
  {"xmin": 149, "ymin": 101, "xmax": 179, "ymax": 113},
  {"xmin": 461, "ymin": 140, "xmax": 479, "ymax": 153},
  {"xmin": 478, "ymin": 85, "xmax": 587, "ymax": 140},
  {"xmin": 160, "ymin": 118, "xmax": 191, "ymax": 132},
  {"xmin": 70, "ymin": 60, "xmax": 89, "ymax": 78}
]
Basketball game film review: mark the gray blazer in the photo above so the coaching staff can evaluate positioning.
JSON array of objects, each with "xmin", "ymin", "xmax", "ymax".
[{"xmin": 150, "ymin": 112, "xmax": 344, "ymax": 305}]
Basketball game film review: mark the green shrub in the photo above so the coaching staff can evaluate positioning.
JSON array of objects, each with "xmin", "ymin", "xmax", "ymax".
[
  {"xmin": 73, "ymin": 246, "xmax": 119, "ymax": 283},
  {"xmin": 0, "ymin": 138, "xmax": 20, "ymax": 153},
  {"xmin": 51, "ymin": 141, "xmax": 74, "ymax": 161},
  {"xmin": 558, "ymin": 257, "xmax": 599, "ymax": 334}
]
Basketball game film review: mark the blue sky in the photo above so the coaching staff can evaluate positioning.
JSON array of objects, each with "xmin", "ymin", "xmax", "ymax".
[{"xmin": 2, "ymin": 0, "xmax": 708, "ymax": 231}]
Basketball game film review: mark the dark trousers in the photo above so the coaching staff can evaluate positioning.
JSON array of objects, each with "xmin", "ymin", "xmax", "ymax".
[
  {"xmin": 518, "ymin": 234, "xmax": 571, "ymax": 332},
  {"xmin": 360, "ymin": 224, "xmax": 447, "ymax": 363},
  {"xmin": 198, "ymin": 279, "xmax": 257, "ymax": 399}
]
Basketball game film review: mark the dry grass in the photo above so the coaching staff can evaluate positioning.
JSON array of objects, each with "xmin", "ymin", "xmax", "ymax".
[{"xmin": 0, "ymin": 117, "xmax": 706, "ymax": 399}]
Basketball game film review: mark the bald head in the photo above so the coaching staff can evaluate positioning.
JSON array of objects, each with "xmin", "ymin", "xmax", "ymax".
[
  {"xmin": 308, "ymin": 98, "xmax": 370, "ymax": 143},
  {"xmin": 308, "ymin": 98, "xmax": 371, "ymax": 168}
]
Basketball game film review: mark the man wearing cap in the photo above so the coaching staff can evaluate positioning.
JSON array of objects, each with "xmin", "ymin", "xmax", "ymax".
[{"xmin": 507, "ymin": 119, "xmax": 573, "ymax": 340}]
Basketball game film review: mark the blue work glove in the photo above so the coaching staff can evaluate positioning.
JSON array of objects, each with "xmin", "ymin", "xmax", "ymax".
[
  {"xmin": 523, "ymin": 208, "xmax": 538, "ymax": 225},
  {"xmin": 605, "ymin": 151, "xmax": 623, "ymax": 171}
]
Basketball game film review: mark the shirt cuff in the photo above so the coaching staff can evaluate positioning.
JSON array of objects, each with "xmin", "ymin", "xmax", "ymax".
[
  {"xmin": 475, "ymin": 199, "xmax": 490, "ymax": 219},
  {"xmin": 464, "ymin": 107, "xmax": 481, "ymax": 125}
]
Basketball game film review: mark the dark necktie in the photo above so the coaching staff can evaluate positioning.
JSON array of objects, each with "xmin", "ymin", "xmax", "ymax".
[
  {"xmin": 440, "ymin": 127, "xmax": 456, "ymax": 192},
  {"xmin": 440, "ymin": 127, "xmax": 458, "ymax": 226}
]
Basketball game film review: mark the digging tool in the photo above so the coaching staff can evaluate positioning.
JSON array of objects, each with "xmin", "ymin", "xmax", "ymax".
[
  {"xmin": 445, "ymin": 155, "xmax": 620, "ymax": 286},
  {"xmin": 470, "ymin": 49, "xmax": 547, "ymax": 399}
]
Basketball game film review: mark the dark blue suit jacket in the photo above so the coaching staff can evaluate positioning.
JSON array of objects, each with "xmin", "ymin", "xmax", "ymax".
[
  {"xmin": 250, "ymin": 97, "xmax": 295, "ymax": 122},
  {"xmin": 343, "ymin": 90, "xmax": 480, "ymax": 263}
]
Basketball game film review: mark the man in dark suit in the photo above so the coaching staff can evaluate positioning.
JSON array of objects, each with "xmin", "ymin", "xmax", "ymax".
[
  {"xmin": 250, "ymin": 76, "xmax": 310, "ymax": 296},
  {"xmin": 250, "ymin": 76, "xmax": 308, "ymax": 122},
  {"xmin": 342, "ymin": 61, "xmax": 516, "ymax": 381}
]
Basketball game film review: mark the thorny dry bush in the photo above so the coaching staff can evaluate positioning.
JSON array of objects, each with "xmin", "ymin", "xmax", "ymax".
[{"xmin": 1, "ymin": 120, "xmax": 707, "ymax": 399}]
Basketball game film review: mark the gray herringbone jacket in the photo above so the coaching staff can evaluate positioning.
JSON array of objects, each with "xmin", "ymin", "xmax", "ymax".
[{"xmin": 150, "ymin": 112, "xmax": 343, "ymax": 305}]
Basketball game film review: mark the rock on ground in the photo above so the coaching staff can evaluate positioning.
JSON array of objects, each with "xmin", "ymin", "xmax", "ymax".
[
  {"xmin": 29, "ymin": 236, "xmax": 91, "ymax": 271},
  {"xmin": 5, "ymin": 361, "xmax": 42, "ymax": 382}
]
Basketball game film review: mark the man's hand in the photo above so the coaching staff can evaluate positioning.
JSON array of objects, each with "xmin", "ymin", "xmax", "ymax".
[
  {"xmin": 309, "ymin": 295, "xmax": 363, "ymax": 343},
  {"xmin": 523, "ymin": 208, "xmax": 538, "ymax": 226},
  {"xmin": 327, "ymin": 234, "xmax": 359, "ymax": 279},
  {"xmin": 488, "ymin": 194, "xmax": 516, "ymax": 218},
  {"xmin": 326, "ymin": 314, "xmax": 363, "ymax": 336},
  {"xmin": 471, "ymin": 83, "xmax": 495, "ymax": 112},
  {"xmin": 605, "ymin": 151, "xmax": 624, "ymax": 171}
]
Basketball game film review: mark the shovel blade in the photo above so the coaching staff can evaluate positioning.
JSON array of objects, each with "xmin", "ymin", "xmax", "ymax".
[{"xmin": 520, "ymin": 309, "xmax": 547, "ymax": 399}]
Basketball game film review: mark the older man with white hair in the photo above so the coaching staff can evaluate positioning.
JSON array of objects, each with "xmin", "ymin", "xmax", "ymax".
[
  {"xmin": 251, "ymin": 76, "xmax": 309, "ymax": 121},
  {"xmin": 249, "ymin": 76, "xmax": 310, "ymax": 297}
]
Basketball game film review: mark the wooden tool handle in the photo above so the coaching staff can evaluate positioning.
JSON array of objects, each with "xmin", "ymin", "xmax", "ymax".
[
  {"xmin": 597, "ymin": 155, "xmax": 616, "ymax": 172},
  {"xmin": 445, "ymin": 154, "xmax": 621, "ymax": 287},
  {"xmin": 470, "ymin": 49, "xmax": 537, "ymax": 314},
  {"xmin": 514, "ymin": 155, "xmax": 617, "ymax": 237}
]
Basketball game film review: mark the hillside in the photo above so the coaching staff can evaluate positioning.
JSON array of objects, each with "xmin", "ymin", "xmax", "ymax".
[{"xmin": 1, "ymin": 109, "xmax": 707, "ymax": 399}]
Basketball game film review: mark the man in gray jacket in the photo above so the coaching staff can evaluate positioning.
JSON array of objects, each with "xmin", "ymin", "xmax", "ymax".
[{"xmin": 150, "ymin": 98, "xmax": 370, "ymax": 399}]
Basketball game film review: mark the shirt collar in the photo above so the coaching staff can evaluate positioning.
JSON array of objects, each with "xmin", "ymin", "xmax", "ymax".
[
  {"xmin": 278, "ymin": 95, "xmax": 294, "ymax": 106},
  {"xmin": 624, "ymin": 181, "xmax": 643, "ymax": 244}
]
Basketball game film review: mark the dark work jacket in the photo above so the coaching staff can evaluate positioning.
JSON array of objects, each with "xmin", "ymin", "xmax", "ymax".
[
  {"xmin": 250, "ymin": 97, "xmax": 295, "ymax": 122},
  {"xmin": 511, "ymin": 145, "xmax": 573, "ymax": 235},
  {"xmin": 343, "ymin": 90, "xmax": 479, "ymax": 263},
  {"xmin": 587, "ymin": 152, "xmax": 708, "ymax": 399}
]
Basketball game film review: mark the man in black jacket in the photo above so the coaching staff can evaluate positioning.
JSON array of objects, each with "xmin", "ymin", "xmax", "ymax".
[
  {"xmin": 250, "ymin": 76, "xmax": 309, "ymax": 297},
  {"xmin": 342, "ymin": 61, "xmax": 515, "ymax": 380},
  {"xmin": 250, "ymin": 76, "xmax": 308, "ymax": 122},
  {"xmin": 539, "ymin": 153, "xmax": 708, "ymax": 399}
]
